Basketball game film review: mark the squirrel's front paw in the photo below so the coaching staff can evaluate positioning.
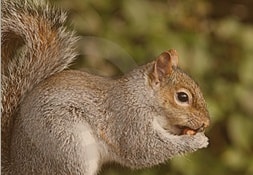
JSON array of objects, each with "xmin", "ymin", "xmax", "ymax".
[{"xmin": 179, "ymin": 132, "xmax": 209, "ymax": 151}]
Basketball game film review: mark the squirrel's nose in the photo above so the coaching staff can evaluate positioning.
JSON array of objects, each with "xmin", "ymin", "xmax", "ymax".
[
  {"xmin": 203, "ymin": 116, "xmax": 210, "ymax": 128},
  {"xmin": 197, "ymin": 118, "xmax": 210, "ymax": 132}
]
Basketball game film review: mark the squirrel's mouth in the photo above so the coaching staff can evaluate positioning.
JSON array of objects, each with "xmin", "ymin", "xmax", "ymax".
[
  {"xmin": 177, "ymin": 125, "xmax": 205, "ymax": 135},
  {"xmin": 168, "ymin": 125, "xmax": 205, "ymax": 136}
]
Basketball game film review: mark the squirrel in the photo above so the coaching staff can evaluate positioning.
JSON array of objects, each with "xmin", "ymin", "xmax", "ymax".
[{"xmin": 1, "ymin": 0, "xmax": 210, "ymax": 174}]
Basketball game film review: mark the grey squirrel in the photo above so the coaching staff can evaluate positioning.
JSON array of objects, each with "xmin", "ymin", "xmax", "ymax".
[{"xmin": 1, "ymin": 0, "xmax": 210, "ymax": 174}]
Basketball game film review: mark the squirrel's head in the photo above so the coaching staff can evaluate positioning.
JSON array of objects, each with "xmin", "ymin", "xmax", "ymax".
[{"xmin": 149, "ymin": 49, "xmax": 210, "ymax": 136}]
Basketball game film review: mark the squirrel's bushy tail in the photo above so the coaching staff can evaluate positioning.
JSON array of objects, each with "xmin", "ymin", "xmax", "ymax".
[{"xmin": 1, "ymin": 0, "xmax": 78, "ymax": 168}]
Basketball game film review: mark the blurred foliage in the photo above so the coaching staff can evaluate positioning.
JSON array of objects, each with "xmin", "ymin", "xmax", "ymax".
[{"xmin": 50, "ymin": 0, "xmax": 253, "ymax": 174}]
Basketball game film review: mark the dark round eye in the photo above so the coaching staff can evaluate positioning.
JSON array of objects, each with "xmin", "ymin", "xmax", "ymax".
[{"xmin": 177, "ymin": 92, "xmax": 189, "ymax": 103}]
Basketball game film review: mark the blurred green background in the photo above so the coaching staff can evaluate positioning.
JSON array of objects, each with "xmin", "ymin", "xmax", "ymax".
[{"xmin": 51, "ymin": 0, "xmax": 253, "ymax": 174}]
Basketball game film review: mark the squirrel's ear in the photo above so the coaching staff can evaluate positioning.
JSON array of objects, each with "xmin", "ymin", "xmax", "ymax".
[{"xmin": 150, "ymin": 49, "xmax": 178, "ymax": 84}]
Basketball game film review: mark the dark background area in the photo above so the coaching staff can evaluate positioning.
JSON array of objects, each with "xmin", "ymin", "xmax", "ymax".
[{"xmin": 50, "ymin": 0, "xmax": 253, "ymax": 174}]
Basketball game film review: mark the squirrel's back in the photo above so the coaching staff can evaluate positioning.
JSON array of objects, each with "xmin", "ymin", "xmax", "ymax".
[{"xmin": 1, "ymin": 0, "xmax": 78, "ymax": 171}]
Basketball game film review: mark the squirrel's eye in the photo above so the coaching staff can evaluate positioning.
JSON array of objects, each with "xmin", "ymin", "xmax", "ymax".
[
  {"xmin": 177, "ymin": 92, "xmax": 189, "ymax": 103},
  {"xmin": 174, "ymin": 89, "xmax": 192, "ymax": 106}
]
